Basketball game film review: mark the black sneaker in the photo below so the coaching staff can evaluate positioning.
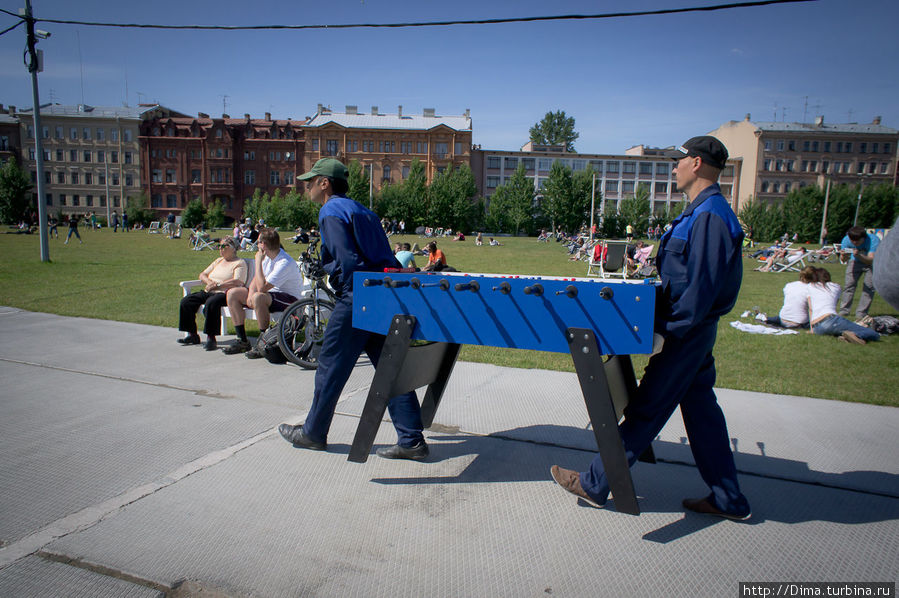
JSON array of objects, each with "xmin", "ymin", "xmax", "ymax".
[
  {"xmin": 177, "ymin": 334, "xmax": 201, "ymax": 345},
  {"xmin": 204, "ymin": 338, "xmax": 217, "ymax": 351},
  {"xmin": 245, "ymin": 346, "xmax": 265, "ymax": 359},
  {"xmin": 376, "ymin": 441, "xmax": 429, "ymax": 461},
  {"xmin": 222, "ymin": 339, "xmax": 252, "ymax": 355}
]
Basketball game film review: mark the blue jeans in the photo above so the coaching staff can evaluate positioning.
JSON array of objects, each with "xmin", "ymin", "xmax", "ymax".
[
  {"xmin": 302, "ymin": 293, "xmax": 424, "ymax": 447},
  {"xmin": 813, "ymin": 314, "xmax": 880, "ymax": 341}
]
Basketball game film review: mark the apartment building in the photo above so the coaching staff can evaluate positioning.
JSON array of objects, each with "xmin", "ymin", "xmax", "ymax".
[
  {"xmin": 15, "ymin": 103, "xmax": 183, "ymax": 216},
  {"xmin": 302, "ymin": 105, "xmax": 472, "ymax": 192},
  {"xmin": 471, "ymin": 142, "xmax": 741, "ymax": 216},
  {"xmin": 140, "ymin": 113, "xmax": 304, "ymax": 222},
  {"xmin": 710, "ymin": 114, "xmax": 898, "ymax": 208},
  {"xmin": 0, "ymin": 105, "xmax": 21, "ymax": 167}
]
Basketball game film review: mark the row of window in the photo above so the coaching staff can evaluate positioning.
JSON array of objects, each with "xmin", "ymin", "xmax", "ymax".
[
  {"xmin": 29, "ymin": 147, "xmax": 132, "ymax": 164},
  {"xmin": 44, "ymin": 193, "xmax": 122, "ymax": 207},
  {"xmin": 34, "ymin": 170, "xmax": 134, "ymax": 187},
  {"xmin": 150, "ymin": 126, "xmax": 296, "ymax": 141},
  {"xmin": 763, "ymin": 159, "xmax": 890, "ymax": 175},
  {"xmin": 311, "ymin": 138, "xmax": 461, "ymax": 158},
  {"xmin": 763, "ymin": 139, "xmax": 893, "ymax": 155},
  {"xmin": 486, "ymin": 156, "xmax": 681, "ymax": 177},
  {"xmin": 27, "ymin": 125, "xmax": 132, "ymax": 143}
]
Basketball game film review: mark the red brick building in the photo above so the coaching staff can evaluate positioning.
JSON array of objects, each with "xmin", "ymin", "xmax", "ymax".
[{"xmin": 140, "ymin": 113, "xmax": 305, "ymax": 222}]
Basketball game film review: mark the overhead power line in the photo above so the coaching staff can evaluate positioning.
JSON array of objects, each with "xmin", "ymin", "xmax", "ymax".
[{"xmin": 25, "ymin": 0, "xmax": 815, "ymax": 32}]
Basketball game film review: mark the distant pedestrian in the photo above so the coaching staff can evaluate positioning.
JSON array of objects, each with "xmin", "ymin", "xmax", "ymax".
[
  {"xmin": 122, "ymin": 212, "xmax": 129, "ymax": 232},
  {"xmin": 65, "ymin": 215, "xmax": 83, "ymax": 244},
  {"xmin": 111, "ymin": 211, "xmax": 119, "ymax": 232}
]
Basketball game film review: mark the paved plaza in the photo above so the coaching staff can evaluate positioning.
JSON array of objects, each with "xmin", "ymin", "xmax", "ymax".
[{"xmin": 0, "ymin": 307, "xmax": 896, "ymax": 597}]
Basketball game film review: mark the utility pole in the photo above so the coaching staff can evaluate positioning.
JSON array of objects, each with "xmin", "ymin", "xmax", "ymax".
[
  {"xmin": 23, "ymin": 0, "xmax": 50, "ymax": 262},
  {"xmin": 819, "ymin": 178, "xmax": 830, "ymax": 245}
]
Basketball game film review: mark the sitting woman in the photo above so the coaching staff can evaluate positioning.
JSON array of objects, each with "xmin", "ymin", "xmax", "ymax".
[
  {"xmin": 178, "ymin": 236, "xmax": 248, "ymax": 351},
  {"xmin": 763, "ymin": 266, "xmax": 814, "ymax": 328},
  {"xmin": 807, "ymin": 267, "xmax": 880, "ymax": 344},
  {"xmin": 422, "ymin": 241, "xmax": 447, "ymax": 271}
]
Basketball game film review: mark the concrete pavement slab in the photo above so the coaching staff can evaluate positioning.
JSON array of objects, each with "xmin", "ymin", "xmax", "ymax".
[{"xmin": 0, "ymin": 556, "xmax": 162, "ymax": 598}]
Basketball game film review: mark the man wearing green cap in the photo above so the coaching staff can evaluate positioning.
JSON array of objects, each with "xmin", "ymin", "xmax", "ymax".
[{"xmin": 278, "ymin": 158, "xmax": 428, "ymax": 459}]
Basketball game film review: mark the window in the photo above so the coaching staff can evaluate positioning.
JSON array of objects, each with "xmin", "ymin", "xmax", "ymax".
[
  {"xmin": 111, "ymin": 151, "xmax": 119, "ymax": 163},
  {"xmin": 191, "ymin": 150, "xmax": 202, "ymax": 160},
  {"xmin": 26, "ymin": 125, "xmax": 34, "ymax": 139},
  {"xmin": 604, "ymin": 180, "xmax": 618, "ymax": 193},
  {"xmin": 538, "ymin": 158, "xmax": 553, "ymax": 171},
  {"xmin": 166, "ymin": 169, "xmax": 176, "ymax": 183},
  {"xmin": 284, "ymin": 171, "xmax": 294, "ymax": 185},
  {"xmin": 859, "ymin": 142, "xmax": 867, "ymax": 154},
  {"xmin": 761, "ymin": 181, "xmax": 770, "ymax": 192},
  {"xmin": 721, "ymin": 165, "xmax": 735, "ymax": 177},
  {"xmin": 166, "ymin": 194, "xmax": 176, "ymax": 208},
  {"xmin": 56, "ymin": 149, "xmax": 63, "ymax": 161},
  {"xmin": 166, "ymin": 149, "xmax": 177, "ymax": 158},
  {"xmin": 152, "ymin": 169, "xmax": 162, "ymax": 183},
  {"xmin": 802, "ymin": 141, "xmax": 810, "ymax": 152},
  {"xmin": 763, "ymin": 140, "xmax": 772, "ymax": 151},
  {"xmin": 46, "ymin": 193, "xmax": 53, "ymax": 206},
  {"xmin": 868, "ymin": 162, "xmax": 876, "ymax": 174},
  {"xmin": 857, "ymin": 161, "xmax": 865, "ymax": 173},
  {"xmin": 881, "ymin": 163, "xmax": 889, "ymax": 174},
  {"xmin": 382, "ymin": 165, "xmax": 391, "ymax": 181},
  {"xmin": 346, "ymin": 141, "xmax": 357, "ymax": 153},
  {"xmin": 655, "ymin": 163, "xmax": 669, "ymax": 175},
  {"xmin": 455, "ymin": 142, "xmax": 462, "ymax": 155},
  {"xmin": 113, "ymin": 196, "xmax": 120, "ymax": 207},
  {"xmin": 86, "ymin": 195, "xmax": 93, "ymax": 206},
  {"xmin": 812, "ymin": 141, "xmax": 819, "ymax": 152},
  {"xmin": 72, "ymin": 194, "xmax": 80, "ymax": 206},
  {"xmin": 837, "ymin": 142, "xmax": 844, "ymax": 153},
  {"xmin": 845, "ymin": 142, "xmax": 852, "ymax": 152},
  {"xmin": 380, "ymin": 140, "xmax": 396, "ymax": 153},
  {"xmin": 99, "ymin": 195, "xmax": 106, "ymax": 207},
  {"xmin": 639, "ymin": 162, "xmax": 653, "ymax": 175},
  {"xmin": 883, "ymin": 143, "xmax": 891, "ymax": 154},
  {"xmin": 325, "ymin": 139, "xmax": 339, "ymax": 156},
  {"xmin": 605, "ymin": 161, "xmax": 619, "ymax": 174},
  {"xmin": 824, "ymin": 141, "xmax": 831, "ymax": 153},
  {"xmin": 654, "ymin": 182, "xmax": 668, "ymax": 195},
  {"xmin": 786, "ymin": 160, "xmax": 794, "ymax": 172},
  {"xmin": 622, "ymin": 161, "xmax": 636, "ymax": 174},
  {"xmin": 822, "ymin": 161, "xmax": 830, "ymax": 173},
  {"xmin": 776, "ymin": 159, "xmax": 784, "ymax": 171},
  {"xmin": 70, "ymin": 128, "xmax": 78, "ymax": 140},
  {"xmin": 788, "ymin": 140, "xmax": 796, "ymax": 151},
  {"xmin": 270, "ymin": 170, "xmax": 280, "ymax": 185},
  {"xmin": 215, "ymin": 129, "xmax": 223, "ymax": 139},
  {"xmin": 55, "ymin": 126, "xmax": 63, "ymax": 139},
  {"xmin": 111, "ymin": 129, "xmax": 119, "ymax": 142},
  {"xmin": 97, "ymin": 151, "xmax": 105, "ymax": 163},
  {"xmin": 504, "ymin": 157, "xmax": 518, "ymax": 169},
  {"xmin": 777, "ymin": 140, "xmax": 784, "ymax": 151},
  {"xmin": 622, "ymin": 181, "xmax": 635, "ymax": 195},
  {"xmin": 193, "ymin": 169, "xmax": 202, "ymax": 183},
  {"xmin": 123, "ymin": 130, "xmax": 132, "ymax": 142},
  {"xmin": 522, "ymin": 158, "xmax": 535, "ymax": 171},
  {"xmin": 486, "ymin": 176, "xmax": 500, "ymax": 188},
  {"xmin": 772, "ymin": 182, "xmax": 780, "ymax": 193},
  {"xmin": 96, "ymin": 128, "xmax": 104, "ymax": 141},
  {"xmin": 311, "ymin": 139, "xmax": 319, "ymax": 151},
  {"xmin": 809, "ymin": 161, "xmax": 817, "ymax": 172},
  {"xmin": 112, "ymin": 173, "xmax": 120, "ymax": 186},
  {"xmin": 30, "ymin": 171, "xmax": 36, "ymax": 183},
  {"xmin": 434, "ymin": 142, "xmax": 448, "ymax": 157},
  {"xmin": 417, "ymin": 141, "xmax": 427, "ymax": 154},
  {"xmin": 401, "ymin": 141, "xmax": 413, "ymax": 154},
  {"xmin": 44, "ymin": 171, "xmax": 50, "ymax": 183},
  {"xmin": 243, "ymin": 151, "xmax": 252, "ymax": 160},
  {"xmin": 362, "ymin": 140, "xmax": 374, "ymax": 152},
  {"xmin": 98, "ymin": 173, "xmax": 105, "ymax": 185},
  {"xmin": 41, "ymin": 126, "xmax": 49, "ymax": 139},
  {"xmin": 71, "ymin": 172, "xmax": 79, "ymax": 184},
  {"xmin": 70, "ymin": 150, "xmax": 78, "ymax": 162},
  {"xmin": 402, "ymin": 166, "xmax": 410, "ymax": 179},
  {"xmin": 487, "ymin": 156, "xmax": 501, "ymax": 169},
  {"xmin": 57, "ymin": 172, "xmax": 65, "ymax": 184},
  {"xmin": 84, "ymin": 172, "xmax": 92, "ymax": 185},
  {"xmin": 28, "ymin": 148, "xmax": 35, "ymax": 160},
  {"xmin": 83, "ymin": 127, "xmax": 91, "ymax": 140},
  {"xmin": 83, "ymin": 151, "xmax": 91, "ymax": 162}
]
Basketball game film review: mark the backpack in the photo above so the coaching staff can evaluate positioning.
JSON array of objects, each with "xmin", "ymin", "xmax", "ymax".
[{"xmin": 259, "ymin": 326, "xmax": 287, "ymax": 364}]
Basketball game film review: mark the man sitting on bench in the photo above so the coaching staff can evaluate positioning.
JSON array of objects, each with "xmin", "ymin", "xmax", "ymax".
[{"xmin": 223, "ymin": 228, "xmax": 303, "ymax": 356}]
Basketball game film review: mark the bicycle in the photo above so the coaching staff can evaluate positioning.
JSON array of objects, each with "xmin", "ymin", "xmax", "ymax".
[{"xmin": 276, "ymin": 239, "xmax": 338, "ymax": 369}]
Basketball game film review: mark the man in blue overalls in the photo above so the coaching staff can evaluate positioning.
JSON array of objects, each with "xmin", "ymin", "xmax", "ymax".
[
  {"xmin": 278, "ymin": 158, "xmax": 428, "ymax": 460},
  {"xmin": 551, "ymin": 136, "xmax": 751, "ymax": 520}
]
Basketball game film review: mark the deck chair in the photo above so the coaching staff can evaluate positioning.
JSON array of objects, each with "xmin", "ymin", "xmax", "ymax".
[
  {"xmin": 587, "ymin": 240, "xmax": 630, "ymax": 279},
  {"xmin": 768, "ymin": 251, "xmax": 808, "ymax": 273},
  {"xmin": 191, "ymin": 229, "xmax": 215, "ymax": 251},
  {"xmin": 148, "ymin": 221, "xmax": 161, "ymax": 234}
]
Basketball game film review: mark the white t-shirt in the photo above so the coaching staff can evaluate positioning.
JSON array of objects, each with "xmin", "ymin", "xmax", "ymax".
[
  {"xmin": 262, "ymin": 248, "xmax": 303, "ymax": 299},
  {"xmin": 779, "ymin": 281, "xmax": 810, "ymax": 325},
  {"xmin": 807, "ymin": 282, "xmax": 841, "ymax": 321}
]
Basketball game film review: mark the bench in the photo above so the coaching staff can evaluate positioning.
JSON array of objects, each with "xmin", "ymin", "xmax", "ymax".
[{"xmin": 179, "ymin": 257, "xmax": 311, "ymax": 335}]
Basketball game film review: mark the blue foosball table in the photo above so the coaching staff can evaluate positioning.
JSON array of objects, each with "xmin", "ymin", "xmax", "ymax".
[{"xmin": 349, "ymin": 270, "xmax": 659, "ymax": 515}]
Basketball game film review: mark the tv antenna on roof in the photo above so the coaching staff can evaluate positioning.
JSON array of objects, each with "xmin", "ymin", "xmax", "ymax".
[{"xmin": 220, "ymin": 94, "xmax": 230, "ymax": 114}]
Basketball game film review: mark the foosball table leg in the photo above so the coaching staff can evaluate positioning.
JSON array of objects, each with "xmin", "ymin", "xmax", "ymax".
[
  {"xmin": 567, "ymin": 327, "xmax": 640, "ymax": 516},
  {"xmin": 348, "ymin": 316, "xmax": 417, "ymax": 463}
]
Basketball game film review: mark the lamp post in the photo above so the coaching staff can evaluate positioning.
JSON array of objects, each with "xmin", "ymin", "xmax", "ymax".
[
  {"xmin": 589, "ymin": 172, "xmax": 596, "ymax": 242},
  {"xmin": 819, "ymin": 178, "xmax": 830, "ymax": 245},
  {"xmin": 853, "ymin": 173, "xmax": 872, "ymax": 227},
  {"xmin": 23, "ymin": 0, "xmax": 50, "ymax": 262}
]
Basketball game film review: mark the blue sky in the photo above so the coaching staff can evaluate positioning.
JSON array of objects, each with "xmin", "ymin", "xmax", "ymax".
[{"xmin": 1, "ymin": 0, "xmax": 897, "ymax": 154}]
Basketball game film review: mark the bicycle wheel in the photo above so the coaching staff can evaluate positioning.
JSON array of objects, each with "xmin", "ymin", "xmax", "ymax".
[{"xmin": 277, "ymin": 297, "xmax": 335, "ymax": 369}]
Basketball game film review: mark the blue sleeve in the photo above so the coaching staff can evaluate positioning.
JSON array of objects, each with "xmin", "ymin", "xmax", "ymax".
[
  {"xmin": 840, "ymin": 235, "xmax": 853, "ymax": 251},
  {"xmin": 662, "ymin": 212, "xmax": 737, "ymax": 338},
  {"xmin": 869, "ymin": 234, "xmax": 880, "ymax": 253},
  {"xmin": 320, "ymin": 214, "xmax": 358, "ymax": 291}
]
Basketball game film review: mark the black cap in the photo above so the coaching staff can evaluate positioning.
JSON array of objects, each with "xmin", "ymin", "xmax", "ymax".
[{"xmin": 672, "ymin": 136, "xmax": 728, "ymax": 170}]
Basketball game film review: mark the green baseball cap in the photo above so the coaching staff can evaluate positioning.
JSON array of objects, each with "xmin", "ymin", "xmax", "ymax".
[{"xmin": 297, "ymin": 157, "xmax": 349, "ymax": 181}]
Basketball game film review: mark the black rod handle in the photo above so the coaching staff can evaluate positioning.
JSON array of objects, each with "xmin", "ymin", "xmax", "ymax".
[
  {"xmin": 492, "ymin": 281, "xmax": 511, "ymax": 294},
  {"xmin": 555, "ymin": 285, "xmax": 578, "ymax": 298},
  {"xmin": 454, "ymin": 280, "xmax": 480, "ymax": 292},
  {"xmin": 523, "ymin": 284, "xmax": 544, "ymax": 296}
]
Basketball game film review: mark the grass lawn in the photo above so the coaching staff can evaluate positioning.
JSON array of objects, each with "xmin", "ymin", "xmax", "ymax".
[{"xmin": 1, "ymin": 227, "xmax": 897, "ymax": 407}]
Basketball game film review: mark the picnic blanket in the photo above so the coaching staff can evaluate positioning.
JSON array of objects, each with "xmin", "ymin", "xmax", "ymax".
[{"xmin": 730, "ymin": 321, "xmax": 799, "ymax": 335}]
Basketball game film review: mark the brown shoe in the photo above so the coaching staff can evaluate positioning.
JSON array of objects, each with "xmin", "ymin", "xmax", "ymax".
[
  {"xmin": 550, "ymin": 465, "xmax": 605, "ymax": 508},
  {"xmin": 840, "ymin": 331, "xmax": 866, "ymax": 345},
  {"xmin": 683, "ymin": 496, "xmax": 751, "ymax": 521}
]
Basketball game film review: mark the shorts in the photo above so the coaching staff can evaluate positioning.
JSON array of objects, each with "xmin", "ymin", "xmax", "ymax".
[{"xmin": 269, "ymin": 291, "xmax": 298, "ymax": 312}]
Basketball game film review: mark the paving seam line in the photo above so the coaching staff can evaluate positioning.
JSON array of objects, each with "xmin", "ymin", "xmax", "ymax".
[{"xmin": 0, "ymin": 427, "xmax": 277, "ymax": 570}]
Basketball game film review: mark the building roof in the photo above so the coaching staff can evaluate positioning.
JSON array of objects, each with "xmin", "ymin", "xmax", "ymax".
[
  {"xmin": 0, "ymin": 113, "xmax": 18, "ymax": 124},
  {"xmin": 16, "ymin": 103, "xmax": 181, "ymax": 120},
  {"xmin": 306, "ymin": 110, "xmax": 471, "ymax": 132},
  {"xmin": 751, "ymin": 120, "xmax": 898, "ymax": 135}
]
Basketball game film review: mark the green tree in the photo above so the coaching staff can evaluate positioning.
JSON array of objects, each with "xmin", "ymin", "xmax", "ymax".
[
  {"xmin": 857, "ymin": 182, "xmax": 898, "ymax": 229},
  {"xmin": 181, "ymin": 198, "xmax": 207, "ymax": 229},
  {"xmin": 542, "ymin": 161, "xmax": 588, "ymax": 234},
  {"xmin": 0, "ymin": 161, "xmax": 33, "ymax": 224},
  {"xmin": 618, "ymin": 183, "xmax": 652, "ymax": 234},
  {"xmin": 599, "ymin": 201, "xmax": 623, "ymax": 238},
  {"xmin": 529, "ymin": 110, "xmax": 579, "ymax": 152},
  {"xmin": 206, "ymin": 199, "xmax": 226, "ymax": 229},
  {"xmin": 347, "ymin": 160, "xmax": 372, "ymax": 208},
  {"xmin": 126, "ymin": 193, "xmax": 155, "ymax": 228},
  {"xmin": 242, "ymin": 188, "xmax": 265, "ymax": 224},
  {"xmin": 428, "ymin": 163, "xmax": 478, "ymax": 232},
  {"xmin": 399, "ymin": 158, "xmax": 429, "ymax": 227},
  {"xmin": 487, "ymin": 164, "xmax": 535, "ymax": 235}
]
